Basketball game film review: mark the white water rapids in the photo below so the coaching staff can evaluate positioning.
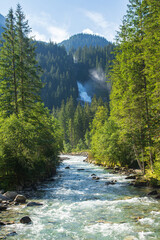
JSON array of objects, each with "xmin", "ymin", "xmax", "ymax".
[{"xmin": 1, "ymin": 155, "xmax": 160, "ymax": 239}]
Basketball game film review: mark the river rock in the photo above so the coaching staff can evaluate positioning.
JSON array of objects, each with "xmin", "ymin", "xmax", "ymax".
[
  {"xmin": 0, "ymin": 221, "xmax": 15, "ymax": 226},
  {"xmin": 0, "ymin": 221, "xmax": 5, "ymax": 226},
  {"xmin": 6, "ymin": 232, "xmax": 17, "ymax": 237},
  {"xmin": 20, "ymin": 216, "xmax": 32, "ymax": 224},
  {"xmin": 105, "ymin": 180, "xmax": 117, "ymax": 185},
  {"xmin": 0, "ymin": 193, "xmax": 8, "ymax": 201},
  {"xmin": 14, "ymin": 194, "xmax": 26, "ymax": 203},
  {"xmin": 155, "ymin": 194, "xmax": 160, "ymax": 199},
  {"xmin": 3, "ymin": 191, "xmax": 18, "ymax": 201},
  {"xmin": 125, "ymin": 175, "xmax": 136, "ymax": 180},
  {"xmin": 92, "ymin": 176, "xmax": 100, "ymax": 180},
  {"xmin": 133, "ymin": 181, "xmax": 148, "ymax": 187},
  {"xmin": 65, "ymin": 166, "xmax": 70, "ymax": 169},
  {"xmin": 147, "ymin": 190, "xmax": 158, "ymax": 196},
  {"xmin": 0, "ymin": 204, "xmax": 7, "ymax": 211},
  {"xmin": 114, "ymin": 166, "xmax": 120, "ymax": 170},
  {"xmin": 27, "ymin": 201, "xmax": 43, "ymax": 207},
  {"xmin": 77, "ymin": 169, "xmax": 85, "ymax": 171}
]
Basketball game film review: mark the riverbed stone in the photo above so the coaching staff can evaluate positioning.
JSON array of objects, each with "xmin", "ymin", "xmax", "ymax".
[
  {"xmin": 92, "ymin": 176, "xmax": 100, "ymax": 180},
  {"xmin": 65, "ymin": 166, "xmax": 70, "ymax": 169},
  {"xmin": 125, "ymin": 175, "xmax": 136, "ymax": 180},
  {"xmin": 147, "ymin": 190, "xmax": 158, "ymax": 196},
  {"xmin": 27, "ymin": 201, "xmax": 43, "ymax": 207},
  {"xmin": 20, "ymin": 216, "xmax": 32, "ymax": 224},
  {"xmin": 0, "ymin": 204, "xmax": 7, "ymax": 211},
  {"xmin": 155, "ymin": 194, "xmax": 160, "ymax": 199},
  {"xmin": 0, "ymin": 194, "xmax": 8, "ymax": 201},
  {"xmin": 133, "ymin": 181, "xmax": 148, "ymax": 187},
  {"xmin": 14, "ymin": 194, "xmax": 26, "ymax": 204},
  {"xmin": 6, "ymin": 232, "xmax": 17, "ymax": 237},
  {"xmin": 105, "ymin": 180, "xmax": 117, "ymax": 185},
  {"xmin": 3, "ymin": 191, "xmax": 18, "ymax": 201}
]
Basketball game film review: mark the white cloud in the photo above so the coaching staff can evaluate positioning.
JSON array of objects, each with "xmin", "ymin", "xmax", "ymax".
[
  {"xmin": 47, "ymin": 26, "xmax": 69, "ymax": 43},
  {"xmin": 31, "ymin": 30, "xmax": 48, "ymax": 42},
  {"xmin": 27, "ymin": 13, "xmax": 69, "ymax": 43},
  {"xmin": 82, "ymin": 28, "xmax": 94, "ymax": 35},
  {"xmin": 83, "ymin": 10, "xmax": 119, "ymax": 42},
  {"xmin": 85, "ymin": 11, "xmax": 109, "ymax": 29}
]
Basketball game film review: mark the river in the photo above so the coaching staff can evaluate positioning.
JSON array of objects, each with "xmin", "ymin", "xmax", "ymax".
[{"xmin": 1, "ymin": 155, "xmax": 160, "ymax": 240}]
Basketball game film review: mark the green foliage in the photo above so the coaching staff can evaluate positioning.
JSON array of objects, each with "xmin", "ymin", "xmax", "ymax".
[
  {"xmin": 0, "ymin": 5, "xmax": 63, "ymax": 189},
  {"xmin": 0, "ymin": 106, "xmax": 62, "ymax": 188},
  {"xmin": 89, "ymin": 0, "xmax": 160, "ymax": 175},
  {"xmin": 55, "ymin": 96, "xmax": 108, "ymax": 152}
]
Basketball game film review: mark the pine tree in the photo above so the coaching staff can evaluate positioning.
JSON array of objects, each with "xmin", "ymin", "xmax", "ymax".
[
  {"xmin": 0, "ymin": 8, "xmax": 18, "ymax": 116},
  {"xmin": 15, "ymin": 4, "xmax": 42, "ymax": 112}
]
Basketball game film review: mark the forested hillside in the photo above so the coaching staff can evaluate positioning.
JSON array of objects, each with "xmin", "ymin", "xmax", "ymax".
[
  {"xmin": 35, "ymin": 42, "xmax": 79, "ymax": 109},
  {"xmin": 34, "ymin": 41, "xmax": 114, "ymax": 109},
  {"xmin": 59, "ymin": 33, "xmax": 109, "ymax": 52}
]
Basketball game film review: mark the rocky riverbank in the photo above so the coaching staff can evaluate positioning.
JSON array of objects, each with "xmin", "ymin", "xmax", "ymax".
[
  {"xmin": 84, "ymin": 155, "xmax": 160, "ymax": 199},
  {"xmin": 0, "ymin": 190, "xmax": 43, "ymax": 239}
]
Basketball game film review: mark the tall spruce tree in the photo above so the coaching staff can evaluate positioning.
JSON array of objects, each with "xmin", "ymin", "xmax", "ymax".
[
  {"xmin": 15, "ymin": 4, "xmax": 42, "ymax": 112},
  {"xmin": 0, "ymin": 8, "xmax": 18, "ymax": 116}
]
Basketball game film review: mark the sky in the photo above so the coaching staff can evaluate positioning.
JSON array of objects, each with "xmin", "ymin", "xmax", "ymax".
[{"xmin": 1, "ymin": 0, "xmax": 129, "ymax": 43}]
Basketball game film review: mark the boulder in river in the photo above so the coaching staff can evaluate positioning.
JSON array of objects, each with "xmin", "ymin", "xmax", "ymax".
[
  {"xmin": 14, "ymin": 194, "xmax": 26, "ymax": 204},
  {"xmin": 20, "ymin": 216, "xmax": 32, "ymax": 224},
  {"xmin": 133, "ymin": 181, "xmax": 148, "ymax": 187},
  {"xmin": 65, "ymin": 166, "xmax": 70, "ymax": 169},
  {"xmin": 105, "ymin": 180, "xmax": 117, "ymax": 185},
  {"xmin": 155, "ymin": 194, "xmax": 160, "ymax": 199},
  {"xmin": 147, "ymin": 190, "xmax": 158, "ymax": 196},
  {"xmin": 92, "ymin": 176, "xmax": 100, "ymax": 180},
  {"xmin": 125, "ymin": 175, "xmax": 136, "ymax": 180},
  {"xmin": 91, "ymin": 174, "xmax": 96, "ymax": 176},
  {"xmin": 0, "ymin": 204, "xmax": 7, "ymax": 211},
  {"xmin": 0, "ymin": 221, "xmax": 6, "ymax": 226},
  {"xmin": 6, "ymin": 232, "xmax": 17, "ymax": 237},
  {"xmin": 3, "ymin": 191, "xmax": 18, "ymax": 201},
  {"xmin": 0, "ymin": 193, "xmax": 9, "ymax": 201},
  {"xmin": 0, "ymin": 221, "xmax": 15, "ymax": 226},
  {"xmin": 27, "ymin": 201, "xmax": 43, "ymax": 207}
]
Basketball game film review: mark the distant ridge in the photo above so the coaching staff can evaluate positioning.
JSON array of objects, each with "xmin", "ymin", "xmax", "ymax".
[
  {"xmin": 0, "ymin": 14, "xmax": 5, "ymax": 36},
  {"xmin": 58, "ymin": 33, "xmax": 110, "ymax": 52}
]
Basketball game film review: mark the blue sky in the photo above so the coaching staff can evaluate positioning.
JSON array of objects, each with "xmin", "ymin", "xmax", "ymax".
[{"xmin": 1, "ymin": 0, "xmax": 129, "ymax": 43}]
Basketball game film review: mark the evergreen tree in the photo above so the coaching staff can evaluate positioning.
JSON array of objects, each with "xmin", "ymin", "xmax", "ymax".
[
  {"xmin": 15, "ymin": 4, "xmax": 42, "ymax": 112},
  {"xmin": 0, "ymin": 8, "xmax": 18, "ymax": 116}
]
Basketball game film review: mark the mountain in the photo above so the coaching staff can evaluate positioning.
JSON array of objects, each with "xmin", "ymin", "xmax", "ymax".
[
  {"xmin": 59, "ymin": 33, "xmax": 110, "ymax": 52},
  {"xmin": 35, "ymin": 41, "xmax": 79, "ymax": 109},
  {"xmin": 0, "ymin": 14, "xmax": 5, "ymax": 36}
]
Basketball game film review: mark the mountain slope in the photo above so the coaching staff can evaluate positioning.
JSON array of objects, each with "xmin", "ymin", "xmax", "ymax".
[
  {"xmin": 0, "ymin": 14, "xmax": 5, "ymax": 36},
  {"xmin": 59, "ymin": 33, "xmax": 109, "ymax": 52}
]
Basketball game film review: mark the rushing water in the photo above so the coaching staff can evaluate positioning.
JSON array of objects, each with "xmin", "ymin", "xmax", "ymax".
[{"xmin": 1, "ymin": 155, "xmax": 160, "ymax": 240}]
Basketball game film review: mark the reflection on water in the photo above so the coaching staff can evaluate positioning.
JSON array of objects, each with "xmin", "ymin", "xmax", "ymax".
[{"xmin": 1, "ymin": 155, "xmax": 160, "ymax": 240}]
